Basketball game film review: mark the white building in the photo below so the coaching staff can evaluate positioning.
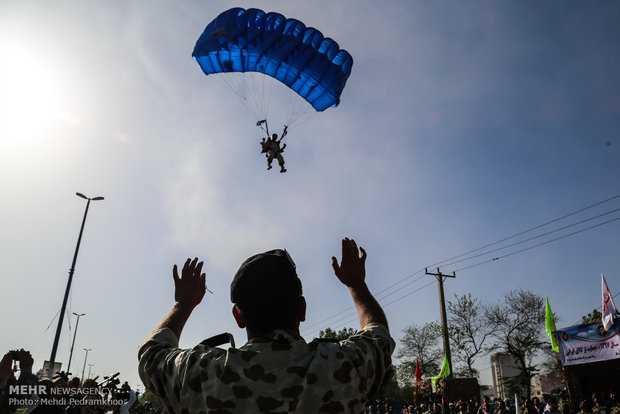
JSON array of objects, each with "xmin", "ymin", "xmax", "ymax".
[{"xmin": 490, "ymin": 353, "xmax": 522, "ymax": 399}]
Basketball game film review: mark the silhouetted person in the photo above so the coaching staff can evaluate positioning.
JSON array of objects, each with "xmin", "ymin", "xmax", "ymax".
[{"xmin": 139, "ymin": 237, "xmax": 395, "ymax": 413}]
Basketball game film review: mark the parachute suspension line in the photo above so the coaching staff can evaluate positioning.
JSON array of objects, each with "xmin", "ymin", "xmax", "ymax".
[
  {"xmin": 253, "ymin": 72, "xmax": 274, "ymax": 123},
  {"xmin": 288, "ymin": 109, "xmax": 316, "ymax": 130},
  {"xmin": 273, "ymin": 78, "xmax": 314, "ymax": 133},
  {"xmin": 238, "ymin": 73, "xmax": 264, "ymax": 120},
  {"xmin": 284, "ymin": 91, "xmax": 316, "ymax": 130},
  {"xmin": 238, "ymin": 74, "xmax": 259, "ymax": 118},
  {"xmin": 236, "ymin": 72, "xmax": 270, "ymax": 123},
  {"xmin": 247, "ymin": 72, "xmax": 265, "ymax": 121},
  {"xmin": 208, "ymin": 72, "xmax": 315, "ymax": 133},
  {"xmin": 212, "ymin": 74, "xmax": 256, "ymax": 118}
]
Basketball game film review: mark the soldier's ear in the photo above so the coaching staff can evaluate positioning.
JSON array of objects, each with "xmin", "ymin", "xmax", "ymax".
[
  {"xmin": 232, "ymin": 305, "xmax": 245, "ymax": 328},
  {"xmin": 297, "ymin": 296, "xmax": 306, "ymax": 323}
]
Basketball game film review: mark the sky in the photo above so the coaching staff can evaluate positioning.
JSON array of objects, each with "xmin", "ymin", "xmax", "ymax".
[{"xmin": 1, "ymin": 0, "xmax": 619, "ymax": 392}]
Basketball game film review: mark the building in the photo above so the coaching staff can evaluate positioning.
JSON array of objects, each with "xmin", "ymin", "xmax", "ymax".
[
  {"xmin": 490, "ymin": 353, "xmax": 522, "ymax": 399},
  {"xmin": 530, "ymin": 371, "xmax": 563, "ymax": 398}
]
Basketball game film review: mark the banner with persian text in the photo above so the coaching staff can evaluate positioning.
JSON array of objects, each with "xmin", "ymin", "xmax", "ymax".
[{"xmin": 557, "ymin": 317, "xmax": 620, "ymax": 366}]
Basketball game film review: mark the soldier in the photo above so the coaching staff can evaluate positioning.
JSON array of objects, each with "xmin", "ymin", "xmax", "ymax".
[
  {"xmin": 558, "ymin": 390, "xmax": 571, "ymax": 414},
  {"xmin": 259, "ymin": 121, "xmax": 288, "ymax": 173},
  {"xmin": 138, "ymin": 237, "xmax": 395, "ymax": 413}
]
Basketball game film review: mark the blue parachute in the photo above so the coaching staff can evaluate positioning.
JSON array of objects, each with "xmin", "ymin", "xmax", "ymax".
[{"xmin": 192, "ymin": 7, "xmax": 353, "ymax": 112}]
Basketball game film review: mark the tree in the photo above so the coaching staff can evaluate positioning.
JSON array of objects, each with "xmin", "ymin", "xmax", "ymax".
[
  {"xmin": 485, "ymin": 289, "xmax": 548, "ymax": 398},
  {"xmin": 397, "ymin": 322, "xmax": 443, "ymax": 377},
  {"xmin": 579, "ymin": 308, "xmax": 602, "ymax": 324},
  {"xmin": 447, "ymin": 293, "xmax": 495, "ymax": 378},
  {"xmin": 318, "ymin": 327, "xmax": 358, "ymax": 341},
  {"xmin": 395, "ymin": 360, "xmax": 418, "ymax": 388}
]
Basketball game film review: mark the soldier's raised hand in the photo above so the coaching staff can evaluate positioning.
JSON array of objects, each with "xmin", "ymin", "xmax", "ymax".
[
  {"xmin": 331, "ymin": 237, "xmax": 367, "ymax": 289},
  {"xmin": 173, "ymin": 258, "xmax": 207, "ymax": 309}
]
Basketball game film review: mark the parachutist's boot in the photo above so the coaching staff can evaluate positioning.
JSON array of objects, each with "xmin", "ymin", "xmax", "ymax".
[
  {"xmin": 280, "ymin": 167, "xmax": 287, "ymax": 173},
  {"xmin": 267, "ymin": 164, "xmax": 272, "ymax": 170}
]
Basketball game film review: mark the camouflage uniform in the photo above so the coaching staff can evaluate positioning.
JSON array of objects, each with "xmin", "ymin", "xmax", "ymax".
[
  {"xmin": 138, "ymin": 323, "xmax": 395, "ymax": 414},
  {"xmin": 557, "ymin": 399, "xmax": 570, "ymax": 414}
]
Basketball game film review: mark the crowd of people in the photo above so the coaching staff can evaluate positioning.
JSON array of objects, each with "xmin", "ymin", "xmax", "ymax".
[
  {"xmin": 364, "ymin": 390, "xmax": 619, "ymax": 414},
  {"xmin": 2, "ymin": 348, "xmax": 619, "ymax": 413},
  {"xmin": 0, "ymin": 348, "xmax": 147, "ymax": 414}
]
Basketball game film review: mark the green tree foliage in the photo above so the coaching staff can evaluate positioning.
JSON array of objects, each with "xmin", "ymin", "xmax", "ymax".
[
  {"xmin": 318, "ymin": 327, "xmax": 358, "ymax": 341},
  {"xmin": 447, "ymin": 293, "xmax": 496, "ymax": 378},
  {"xmin": 395, "ymin": 360, "xmax": 418, "ymax": 388},
  {"xmin": 397, "ymin": 322, "xmax": 442, "ymax": 377},
  {"xmin": 398, "ymin": 287, "xmax": 551, "ymax": 399},
  {"xmin": 485, "ymin": 289, "xmax": 548, "ymax": 398},
  {"xmin": 580, "ymin": 308, "xmax": 602, "ymax": 324}
]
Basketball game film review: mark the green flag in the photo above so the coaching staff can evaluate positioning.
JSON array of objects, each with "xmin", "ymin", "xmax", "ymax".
[
  {"xmin": 545, "ymin": 296, "xmax": 559, "ymax": 352},
  {"xmin": 431, "ymin": 353, "xmax": 450, "ymax": 387}
]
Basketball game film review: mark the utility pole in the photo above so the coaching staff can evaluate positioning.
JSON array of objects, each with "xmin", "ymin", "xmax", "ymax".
[{"xmin": 426, "ymin": 267, "xmax": 455, "ymax": 379}]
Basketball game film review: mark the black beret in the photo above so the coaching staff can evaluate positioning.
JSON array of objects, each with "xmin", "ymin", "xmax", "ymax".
[{"xmin": 230, "ymin": 249, "xmax": 302, "ymax": 305}]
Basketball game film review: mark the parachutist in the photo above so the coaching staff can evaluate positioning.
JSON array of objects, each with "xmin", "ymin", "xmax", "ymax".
[{"xmin": 261, "ymin": 132, "xmax": 287, "ymax": 173}]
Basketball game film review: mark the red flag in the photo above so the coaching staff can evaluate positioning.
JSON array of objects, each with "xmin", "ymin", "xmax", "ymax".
[{"xmin": 415, "ymin": 359, "xmax": 422, "ymax": 384}]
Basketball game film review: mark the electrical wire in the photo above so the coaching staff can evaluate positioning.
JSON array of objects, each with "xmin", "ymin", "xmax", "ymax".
[
  {"xmin": 427, "ymin": 194, "xmax": 619, "ymax": 270},
  {"xmin": 439, "ymin": 208, "xmax": 620, "ymax": 270},
  {"xmin": 451, "ymin": 216, "xmax": 620, "ymax": 273},
  {"xmin": 304, "ymin": 196, "xmax": 620, "ymax": 337},
  {"xmin": 301, "ymin": 270, "xmax": 426, "ymax": 334},
  {"xmin": 303, "ymin": 280, "xmax": 438, "ymax": 338}
]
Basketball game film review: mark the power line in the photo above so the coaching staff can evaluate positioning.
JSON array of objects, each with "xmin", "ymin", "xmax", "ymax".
[
  {"xmin": 304, "ymin": 214, "xmax": 618, "ymax": 337},
  {"xmin": 569, "ymin": 290, "xmax": 620, "ymax": 326},
  {"xmin": 427, "ymin": 193, "xmax": 619, "ymax": 269},
  {"xmin": 303, "ymin": 280, "xmax": 437, "ymax": 338},
  {"xmin": 439, "ymin": 207, "xmax": 620, "ymax": 269},
  {"xmin": 301, "ymin": 270, "xmax": 426, "ymax": 334},
  {"xmin": 452, "ymin": 216, "xmax": 620, "ymax": 272},
  {"xmin": 303, "ymin": 196, "xmax": 619, "ymax": 337}
]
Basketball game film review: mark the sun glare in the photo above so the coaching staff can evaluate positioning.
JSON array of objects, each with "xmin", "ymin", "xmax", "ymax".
[{"xmin": 0, "ymin": 40, "xmax": 80, "ymax": 144}]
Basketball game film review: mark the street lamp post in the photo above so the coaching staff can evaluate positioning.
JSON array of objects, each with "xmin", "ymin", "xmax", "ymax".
[
  {"xmin": 48, "ymin": 193, "xmax": 103, "ymax": 376},
  {"xmin": 87, "ymin": 364, "xmax": 94, "ymax": 379},
  {"xmin": 66, "ymin": 312, "xmax": 85, "ymax": 374},
  {"xmin": 81, "ymin": 348, "xmax": 92, "ymax": 383}
]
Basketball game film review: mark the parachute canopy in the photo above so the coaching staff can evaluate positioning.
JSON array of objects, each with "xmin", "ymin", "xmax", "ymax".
[{"xmin": 192, "ymin": 7, "xmax": 353, "ymax": 112}]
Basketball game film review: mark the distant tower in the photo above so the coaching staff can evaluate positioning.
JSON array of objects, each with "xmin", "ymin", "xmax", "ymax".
[{"xmin": 490, "ymin": 353, "xmax": 522, "ymax": 399}]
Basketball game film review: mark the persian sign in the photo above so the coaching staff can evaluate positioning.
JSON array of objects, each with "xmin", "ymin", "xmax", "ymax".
[{"xmin": 557, "ymin": 318, "xmax": 620, "ymax": 366}]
